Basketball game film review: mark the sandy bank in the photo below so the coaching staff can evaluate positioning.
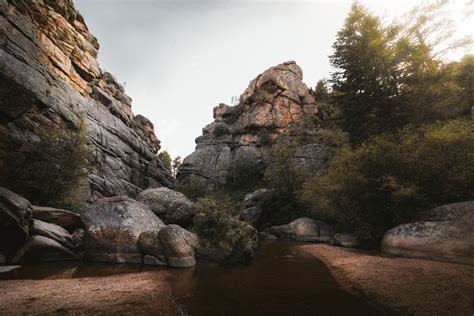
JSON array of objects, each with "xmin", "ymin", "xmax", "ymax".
[
  {"xmin": 297, "ymin": 244, "xmax": 474, "ymax": 315},
  {"xmin": 0, "ymin": 271, "xmax": 176, "ymax": 315}
]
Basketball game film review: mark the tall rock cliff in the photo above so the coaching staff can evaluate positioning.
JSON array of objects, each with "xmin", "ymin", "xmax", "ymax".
[
  {"xmin": 178, "ymin": 61, "xmax": 328, "ymax": 190},
  {"xmin": 0, "ymin": 0, "xmax": 173, "ymax": 203}
]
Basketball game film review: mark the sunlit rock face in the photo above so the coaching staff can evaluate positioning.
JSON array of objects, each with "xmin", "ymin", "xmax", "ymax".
[
  {"xmin": 178, "ymin": 61, "xmax": 327, "ymax": 190},
  {"xmin": 0, "ymin": 0, "xmax": 173, "ymax": 201}
]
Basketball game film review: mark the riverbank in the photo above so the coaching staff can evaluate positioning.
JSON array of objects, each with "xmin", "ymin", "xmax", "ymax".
[
  {"xmin": 297, "ymin": 244, "xmax": 474, "ymax": 315},
  {"xmin": 0, "ymin": 270, "xmax": 176, "ymax": 315}
]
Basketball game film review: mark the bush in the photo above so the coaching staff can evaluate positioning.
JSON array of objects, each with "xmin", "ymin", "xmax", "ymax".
[
  {"xmin": 176, "ymin": 178, "xmax": 208, "ymax": 201},
  {"xmin": 0, "ymin": 116, "xmax": 94, "ymax": 211},
  {"xmin": 301, "ymin": 119, "xmax": 474, "ymax": 241},
  {"xmin": 193, "ymin": 197, "xmax": 258, "ymax": 263},
  {"xmin": 226, "ymin": 154, "xmax": 264, "ymax": 189}
]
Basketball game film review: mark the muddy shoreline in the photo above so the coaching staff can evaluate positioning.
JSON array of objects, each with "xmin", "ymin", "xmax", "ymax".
[{"xmin": 298, "ymin": 244, "xmax": 474, "ymax": 315}]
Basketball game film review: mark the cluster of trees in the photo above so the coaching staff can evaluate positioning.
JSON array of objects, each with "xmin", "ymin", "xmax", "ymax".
[
  {"xmin": 157, "ymin": 150, "xmax": 182, "ymax": 179},
  {"xmin": 324, "ymin": 1, "xmax": 473, "ymax": 142},
  {"xmin": 300, "ymin": 1, "xmax": 474, "ymax": 241},
  {"xmin": 175, "ymin": 1, "xmax": 473, "ymax": 245}
]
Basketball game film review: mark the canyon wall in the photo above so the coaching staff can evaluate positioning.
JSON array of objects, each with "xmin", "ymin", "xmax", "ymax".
[{"xmin": 0, "ymin": 0, "xmax": 173, "ymax": 203}]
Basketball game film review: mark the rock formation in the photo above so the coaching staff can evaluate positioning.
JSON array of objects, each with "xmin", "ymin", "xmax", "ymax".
[
  {"xmin": 0, "ymin": 187, "xmax": 83, "ymax": 263},
  {"xmin": 382, "ymin": 202, "xmax": 474, "ymax": 265},
  {"xmin": 81, "ymin": 196, "xmax": 165, "ymax": 263},
  {"xmin": 0, "ymin": 0, "xmax": 173, "ymax": 203},
  {"xmin": 261, "ymin": 217, "xmax": 335, "ymax": 242},
  {"xmin": 137, "ymin": 187, "xmax": 196, "ymax": 225},
  {"xmin": 178, "ymin": 61, "xmax": 328, "ymax": 190}
]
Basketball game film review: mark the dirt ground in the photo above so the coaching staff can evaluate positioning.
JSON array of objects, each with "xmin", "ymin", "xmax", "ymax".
[
  {"xmin": 0, "ymin": 271, "xmax": 176, "ymax": 315},
  {"xmin": 298, "ymin": 244, "xmax": 474, "ymax": 315}
]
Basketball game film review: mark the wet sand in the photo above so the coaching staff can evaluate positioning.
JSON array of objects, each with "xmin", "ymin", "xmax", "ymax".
[
  {"xmin": 0, "ymin": 271, "xmax": 176, "ymax": 315},
  {"xmin": 298, "ymin": 244, "xmax": 474, "ymax": 315}
]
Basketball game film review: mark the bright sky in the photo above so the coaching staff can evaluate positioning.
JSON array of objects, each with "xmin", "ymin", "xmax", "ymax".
[{"xmin": 74, "ymin": 0, "xmax": 472, "ymax": 158}]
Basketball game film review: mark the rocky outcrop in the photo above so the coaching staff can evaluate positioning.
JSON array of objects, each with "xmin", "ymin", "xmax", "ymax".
[
  {"xmin": 81, "ymin": 196, "xmax": 165, "ymax": 263},
  {"xmin": 0, "ymin": 187, "xmax": 83, "ymax": 263},
  {"xmin": 381, "ymin": 202, "xmax": 474, "ymax": 265},
  {"xmin": 0, "ymin": 0, "xmax": 172, "ymax": 203},
  {"xmin": 137, "ymin": 187, "xmax": 196, "ymax": 225},
  {"xmin": 158, "ymin": 225, "xmax": 199, "ymax": 268},
  {"xmin": 12, "ymin": 235, "xmax": 78, "ymax": 263},
  {"xmin": 333, "ymin": 233, "xmax": 360, "ymax": 248},
  {"xmin": 262, "ymin": 217, "xmax": 335, "ymax": 242},
  {"xmin": 31, "ymin": 219, "xmax": 78, "ymax": 250},
  {"xmin": 32, "ymin": 205, "xmax": 82, "ymax": 232},
  {"xmin": 178, "ymin": 61, "xmax": 328, "ymax": 191},
  {"xmin": 0, "ymin": 187, "xmax": 32, "ymax": 257}
]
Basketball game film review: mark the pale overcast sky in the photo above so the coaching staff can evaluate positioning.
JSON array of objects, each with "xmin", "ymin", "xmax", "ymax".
[{"xmin": 74, "ymin": 0, "xmax": 472, "ymax": 158}]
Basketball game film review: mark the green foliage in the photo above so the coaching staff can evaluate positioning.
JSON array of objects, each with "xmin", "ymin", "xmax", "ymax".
[
  {"xmin": 226, "ymin": 154, "xmax": 264, "ymax": 189},
  {"xmin": 176, "ymin": 178, "xmax": 208, "ymax": 201},
  {"xmin": 0, "ymin": 116, "xmax": 94, "ymax": 211},
  {"xmin": 264, "ymin": 145, "xmax": 305, "ymax": 195},
  {"xmin": 158, "ymin": 150, "xmax": 172, "ymax": 172},
  {"xmin": 330, "ymin": 2, "xmax": 473, "ymax": 142},
  {"xmin": 301, "ymin": 119, "xmax": 474, "ymax": 241},
  {"xmin": 193, "ymin": 197, "xmax": 258, "ymax": 263},
  {"xmin": 258, "ymin": 145, "xmax": 309, "ymax": 227},
  {"xmin": 330, "ymin": 2, "xmax": 400, "ymax": 142},
  {"xmin": 313, "ymin": 79, "xmax": 330, "ymax": 102}
]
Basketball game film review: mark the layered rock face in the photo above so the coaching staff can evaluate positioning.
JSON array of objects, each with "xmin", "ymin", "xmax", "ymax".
[
  {"xmin": 0, "ymin": 0, "xmax": 172, "ymax": 202},
  {"xmin": 178, "ymin": 61, "xmax": 328, "ymax": 190}
]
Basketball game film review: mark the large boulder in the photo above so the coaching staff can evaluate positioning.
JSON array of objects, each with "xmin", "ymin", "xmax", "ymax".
[
  {"xmin": 333, "ymin": 233, "xmax": 360, "ymax": 248},
  {"xmin": 239, "ymin": 206, "xmax": 263, "ymax": 227},
  {"xmin": 31, "ymin": 205, "xmax": 82, "ymax": 232},
  {"xmin": 158, "ymin": 225, "xmax": 199, "ymax": 268},
  {"xmin": 243, "ymin": 189, "xmax": 272, "ymax": 208},
  {"xmin": 11, "ymin": 236, "xmax": 78, "ymax": 263},
  {"xmin": 381, "ymin": 202, "xmax": 474, "ymax": 265},
  {"xmin": 263, "ymin": 217, "xmax": 335, "ymax": 242},
  {"xmin": 0, "ymin": 187, "xmax": 32, "ymax": 256},
  {"xmin": 81, "ymin": 196, "xmax": 165, "ymax": 263},
  {"xmin": 31, "ymin": 219, "xmax": 77, "ymax": 250},
  {"xmin": 136, "ymin": 187, "xmax": 196, "ymax": 224},
  {"xmin": 138, "ymin": 231, "xmax": 167, "ymax": 266}
]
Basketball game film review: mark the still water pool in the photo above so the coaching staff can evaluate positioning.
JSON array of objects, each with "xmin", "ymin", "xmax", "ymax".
[{"xmin": 2, "ymin": 241, "xmax": 379, "ymax": 315}]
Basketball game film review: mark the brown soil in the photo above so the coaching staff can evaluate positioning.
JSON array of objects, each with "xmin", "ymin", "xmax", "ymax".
[
  {"xmin": 0, "ymin": 271, "xmax": 176, "ymax": 315},
  {"xmin": 297, "ymin": 244, "xmax": 474, "ymax": 315}
]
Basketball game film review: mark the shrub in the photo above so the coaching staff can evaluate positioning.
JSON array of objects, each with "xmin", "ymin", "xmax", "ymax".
[
  {"xmin": 176, "ymin": 178, "xmax": 208, "ymax": 201},
  {"xmin": 226, "ymin": 154, "xmax": 264, "ymax": 189},
  {"xmin": 301, "ymin": 119, "xmax": 474, "ymax": 241},
  {"xmin": 0, "ymin": 116, "xmax": 94, "ymax": 211},
  {"xmin": 193, "ymin": 197, "xmax": 258, "ymax": 263},
  {"xmin": 158, "ymin": 150, "xmax": 172, "ymax": 172}
]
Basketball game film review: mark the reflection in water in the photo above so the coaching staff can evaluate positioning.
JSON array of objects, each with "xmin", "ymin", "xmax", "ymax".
[
  {"xmin": 171, "ymin": 241, "xmax": 378, "ymax": 315},
  {"xmin": 1, "ymin": 241, "xmax": 379, "ymax": 315}
]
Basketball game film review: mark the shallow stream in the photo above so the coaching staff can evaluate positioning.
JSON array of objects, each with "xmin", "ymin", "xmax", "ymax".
[{"xmin": 1, "ymin": 241, "xmax": 378, "ymax": 315}]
